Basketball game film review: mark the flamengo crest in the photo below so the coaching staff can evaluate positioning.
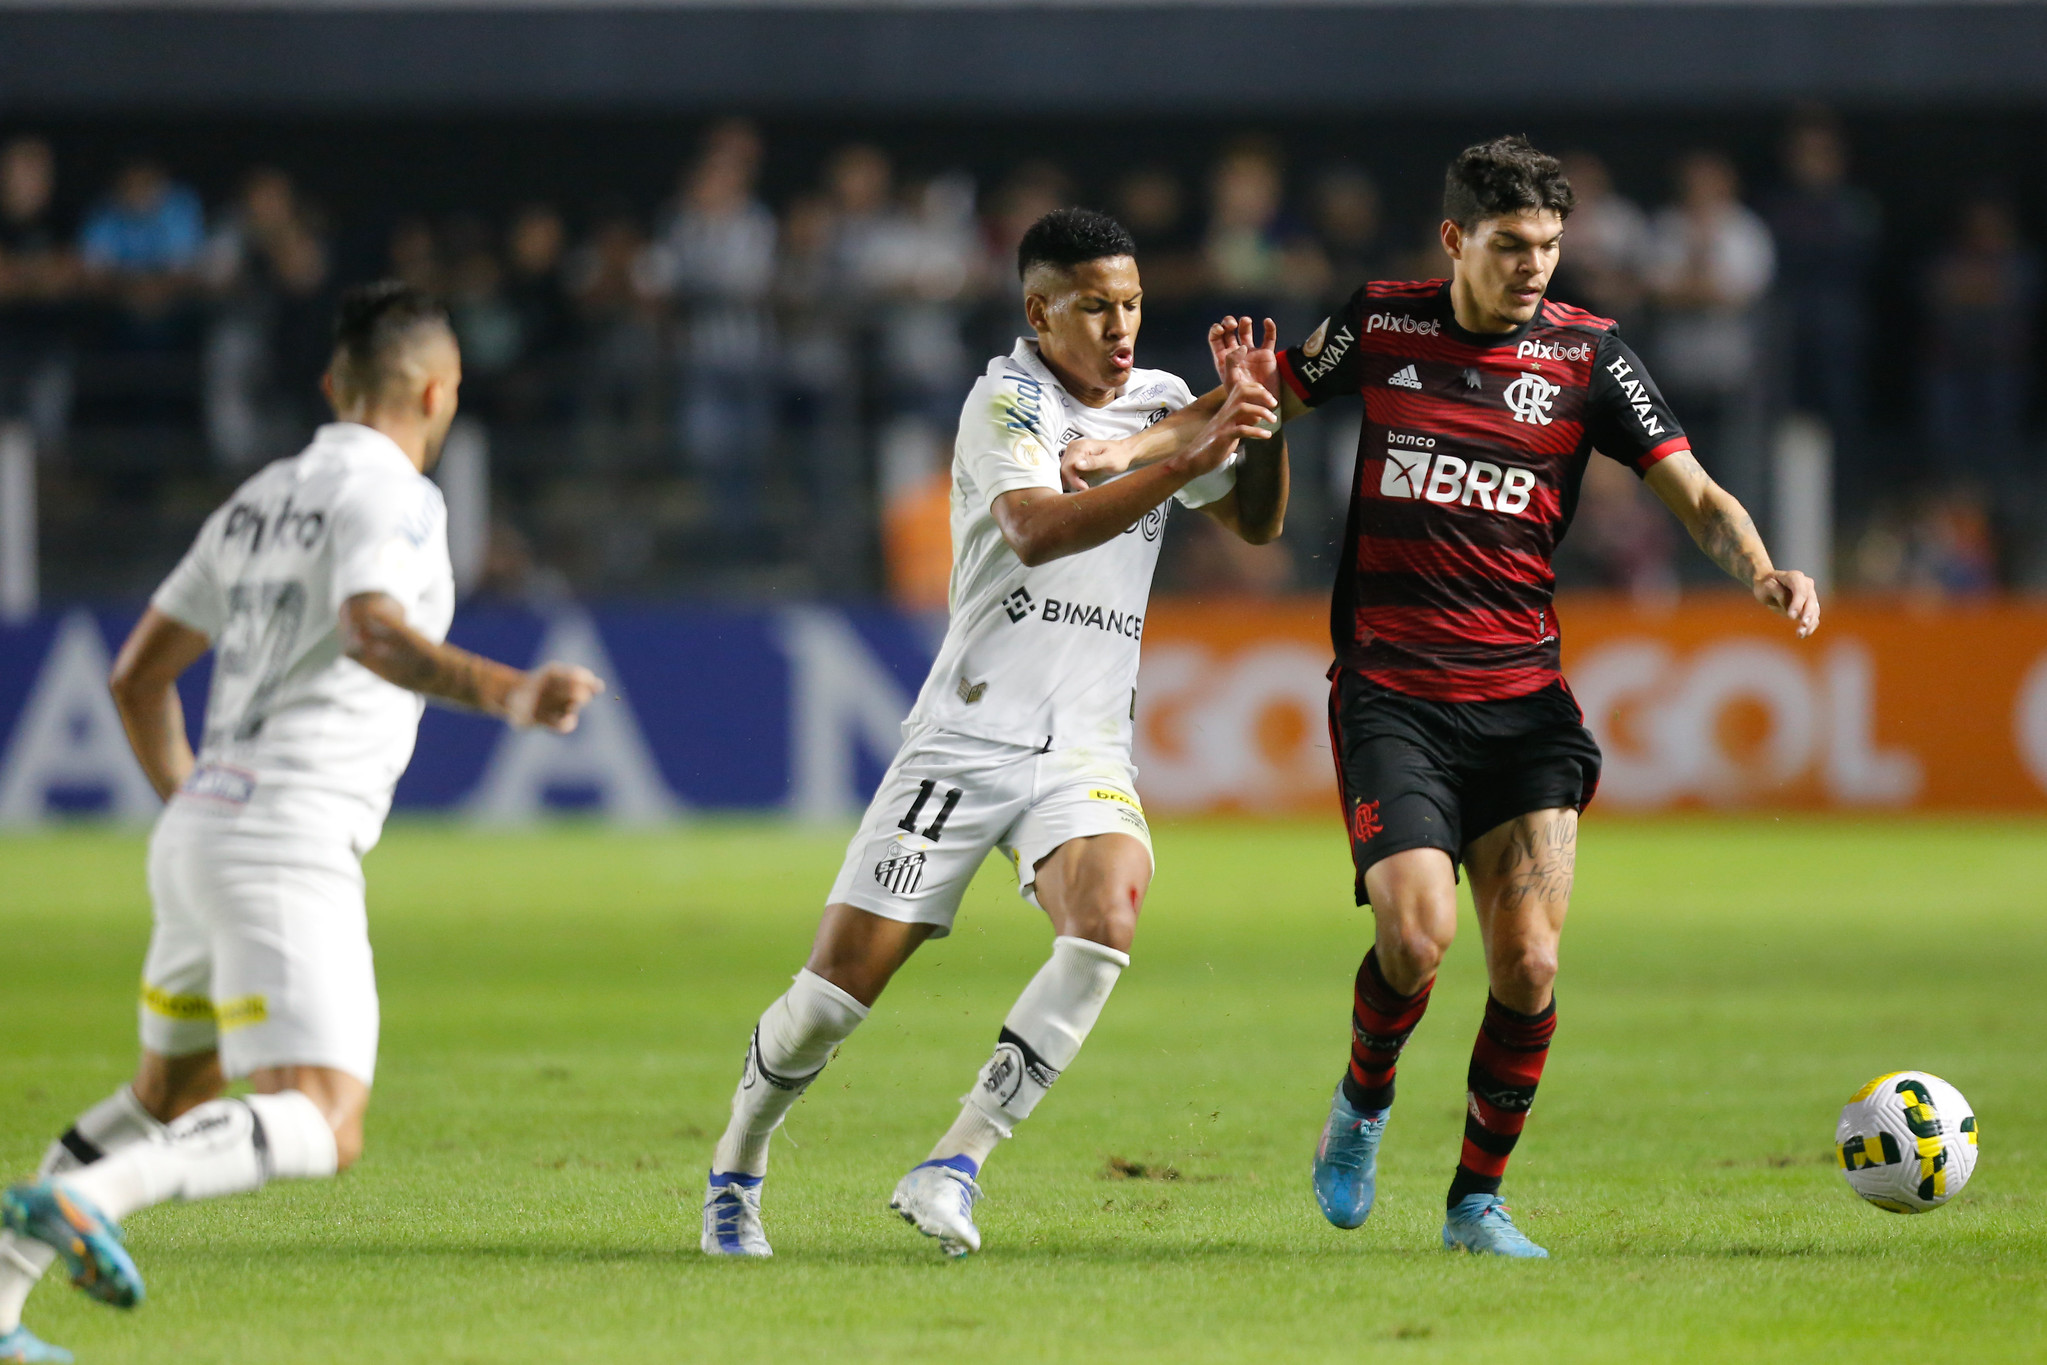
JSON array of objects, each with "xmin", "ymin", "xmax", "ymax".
[{"xmin": 1503, "ymin": 371, "xmax": 1559, "ymax": 425}]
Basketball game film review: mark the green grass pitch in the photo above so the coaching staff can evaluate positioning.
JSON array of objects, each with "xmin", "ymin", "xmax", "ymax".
[{"xmin": 4, "ymin": 817, "xmax": 2045, "ymax": 1363}]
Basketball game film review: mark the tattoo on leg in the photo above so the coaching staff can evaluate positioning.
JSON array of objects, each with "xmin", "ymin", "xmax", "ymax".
[{"xmin": 1491, "ymin": 817, "xmax": 1576, "ymax": 915}]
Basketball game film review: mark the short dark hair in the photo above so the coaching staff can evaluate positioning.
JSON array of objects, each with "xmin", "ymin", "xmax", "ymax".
[
  {"xmin": 1443, "ymin": 135, "xmax": 1575, "ymax": 230},
  {"xmin": 329, "ymin": 280, "xmax": 453, "ymax": 403},
  {"xmin": 1016, "ymin": 208, "xmax": 1137, "ymax": 281}
]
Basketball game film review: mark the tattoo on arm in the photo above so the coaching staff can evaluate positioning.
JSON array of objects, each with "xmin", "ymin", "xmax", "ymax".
[
  {"xmin": 345, "ymin": 598, "xmax": 520, "ymax": 715},
  {"xmin": 1491, "ymin": 816, "xmax": 1578, "ymax": 916},
  {"xmin": 1697, "ymin": 503, "xmax": 1764, "ymax": 588}
]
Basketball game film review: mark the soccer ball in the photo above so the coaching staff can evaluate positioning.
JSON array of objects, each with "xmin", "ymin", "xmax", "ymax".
[{"xmin": 1835, "ymin": 1071, "xmax": 1978, "ymax": 1213}]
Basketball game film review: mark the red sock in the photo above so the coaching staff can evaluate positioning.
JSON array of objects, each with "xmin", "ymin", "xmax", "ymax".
[
  {"xmin": 1448, "ymin": 994, "xmax": 1556, "ymax": 1206},
  {"xmin": 1339, "ymin": 949, "xmax": 1433, "ymax": 1113}
]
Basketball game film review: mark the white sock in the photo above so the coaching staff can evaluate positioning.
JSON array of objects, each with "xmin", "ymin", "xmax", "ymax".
[
  {"xmin": 0, "ymin": 1086, "xmax": 164, "ymax": 1332},
  {"xmin": 711, "ymin": 969, "xmax": 869, "ymax": 1178},
  {"xmin": 937, "ymin": 936, "xmax": 1129, "ymax": 1173},
  {"xmin": 60, "ymin": 1091, "xmax": 338, "ymax": 1224}
]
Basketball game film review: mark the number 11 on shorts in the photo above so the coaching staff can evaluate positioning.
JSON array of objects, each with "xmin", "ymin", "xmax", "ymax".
[{"xmin": 898, "ymin": 780, "xmax": 963, "ymax": 841}]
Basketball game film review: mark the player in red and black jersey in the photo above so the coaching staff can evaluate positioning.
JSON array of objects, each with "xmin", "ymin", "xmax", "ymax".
[{"xmin": 1068, "ymin": 136, "xmax": 1819, "ymax": 1257}]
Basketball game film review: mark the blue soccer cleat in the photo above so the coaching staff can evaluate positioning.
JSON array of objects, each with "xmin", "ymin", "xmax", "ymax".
[
  {"xmin": 0, "ymin": 1325, "xmax": 74, "ymax": 1364},
  {"xmin": 0, "ymin": 1183, "xmax": 144, "ymax": 1309},
  {"xmin": 1312, "ymin": 1085, "xmax": 1388, "ymax": 1229},
  {"xmin": 1442, "ymin": 1193, "xmax": 1549, "ymax": 1258},
  {"xmin": 700, "ymin": 1172, "xmax": 771, "ymax": 1257}
]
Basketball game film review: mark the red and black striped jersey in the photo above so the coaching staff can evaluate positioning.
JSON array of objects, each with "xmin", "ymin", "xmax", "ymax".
[{"xmin": 1279, "ymin": 279, "xmax": 1690, "ymax": 702}]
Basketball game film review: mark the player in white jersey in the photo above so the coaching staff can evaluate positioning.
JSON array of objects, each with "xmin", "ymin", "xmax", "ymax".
[
  {"xmin": 0, "ymin": 283, "xmax": 601, "ymax": 1363},
  {"xmin": 702, "ymin": 209, "xmax": 1287, "ymax": 1259}
]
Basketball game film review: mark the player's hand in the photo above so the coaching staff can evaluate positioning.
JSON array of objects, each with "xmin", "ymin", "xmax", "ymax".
[
  {"xmin": 1061, "ymin": 437, "xmax": 1131, "ymax": 491},
  {"xmin": 1209, "ymin": 315, "xmax": 1281, "ymax": 400},
  {"xmin": 1168, "ymin": 369, "xmax": 1275, "ymax": 479},
  {"xmin": 506, "ymin": 662, "xmax": 606, "ymax": 733},
  {"xmin": 1755, "ymin": 569, "xmax": 1821, "ymax": 638}
]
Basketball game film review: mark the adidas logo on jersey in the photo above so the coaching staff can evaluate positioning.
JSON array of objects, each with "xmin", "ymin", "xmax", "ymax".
[
  {"xmin": 1387, "ymin": 364, "xmax": 1423, "ymax": 390},
  {"xmin": 1380, "ymin": 447, "xmax": 1537, "ymax": 516}
]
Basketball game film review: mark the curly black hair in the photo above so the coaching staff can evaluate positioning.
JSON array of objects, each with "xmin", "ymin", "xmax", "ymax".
[
  {"xmin": 1442, "ymin": 135, "xmax": 1575, "ymax": 230},
  {"xmin": 330, "ymin": 280, "xmax": 453, "ymax": 402},
  {"xmin": 1016, "ymin": 207, "xmax": 1138, "ymax": 281}
]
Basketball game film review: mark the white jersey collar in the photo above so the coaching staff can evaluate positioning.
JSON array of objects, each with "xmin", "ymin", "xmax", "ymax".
[
  {"xmin": 311, "ymin": 422, "xmax": 422, "ymax": 476},
  {"xmin": 1010, "ymin": 338, "xmax": 1131, "ymax": 410}
]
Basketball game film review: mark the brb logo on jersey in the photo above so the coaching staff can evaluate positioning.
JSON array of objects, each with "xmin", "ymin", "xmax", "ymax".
[
  {"xmin": 1503, "ymin": 371, "xmax": 1559, "ymax": 425},
  {"xmin": 1379, "ymin": 432, "xmax": 1536, "ymax": 516}
]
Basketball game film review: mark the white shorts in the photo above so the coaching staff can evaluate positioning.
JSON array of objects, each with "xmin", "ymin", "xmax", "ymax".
[
  {"xmin": 139, "ymin": 784, "xmax": 381, "ymax": 1085},
  {"xmin": 826, "ymin": 726, "xmax": 1154, "ymax": 938}
]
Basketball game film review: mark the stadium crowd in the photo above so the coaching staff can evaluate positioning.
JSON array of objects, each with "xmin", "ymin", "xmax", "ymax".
[{"xmin": 0, "ymin": 114, "xmax": 2038, "ymax": 602}]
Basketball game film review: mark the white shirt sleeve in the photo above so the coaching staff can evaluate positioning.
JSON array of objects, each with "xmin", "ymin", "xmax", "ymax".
[
  {"xmin": 149, "ymin": 512, "xmax": 228, "ymax": 638},
  {"xmin": 958, "ymin": 372, "xmax": 1064, "ymax": 508},
  {"xmin": 331, "ymin": 473, "xmax": 446, "ymax": 613},
  {"xmin": 1164, "ymin": 373, "xmax": 1240, "ymax": 509}
]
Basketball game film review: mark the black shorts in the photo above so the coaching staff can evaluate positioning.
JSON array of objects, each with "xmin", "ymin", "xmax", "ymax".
[{"xmin": 1327, "ymin": 669, "xmax": 1603, "ymax": 906}]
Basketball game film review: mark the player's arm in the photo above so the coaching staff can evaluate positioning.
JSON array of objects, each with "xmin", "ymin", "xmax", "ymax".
[
  {"xmin": 1589, "ymin": 331, "xmax": 1819, "ymax": 636},
  {"xmin": 338, "ymin": 593, "xmax": 605, "ymax": 731},
  {"xmin": 1060, "ymin": 316, "xmax": 1313, "ymax": 488},
  {"xmin": 1643, "ymin": 454, "xmax": 1819, "ymax": 637},
  {"xmin": 996, "ymin": 376, "xmax": 1274, "ymax": 566},
  {"xmin": 1193, "ymin": 321, "xmax": 1289, "ymax": 543},
  {"xmin": 108, "ymin": 608, "xmax": 213, "ymax": 800}
]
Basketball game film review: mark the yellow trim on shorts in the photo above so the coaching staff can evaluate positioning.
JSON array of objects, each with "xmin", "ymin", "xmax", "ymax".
[
  {"xmin": 139, "ymin": 982, "xmax": 268, "ymax": 1031},
  {"xmin": 140, "ymin": 981, "xmax": 215, "ymax": 1023}
]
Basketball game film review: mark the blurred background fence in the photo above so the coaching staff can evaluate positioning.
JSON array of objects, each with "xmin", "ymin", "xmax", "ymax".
[{"xmin": 2, "ymin": 0, "xmax": 2045, "ymax": 823}]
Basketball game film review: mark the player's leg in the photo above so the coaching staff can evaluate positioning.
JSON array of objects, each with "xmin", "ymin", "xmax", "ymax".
[
  {"xmin": 892, "ymin": 770, "xmax": 1152, "ymax": 1257},
  {"xmin": 705, "ymin": 731, "xmax": 1024, "ymax": 1256},
  {"xmin": 1439, "ymin": 806, "xmax": 1575, "ymax": 1260},
  {"xmin": 702, "ymin": 905, "xmax": 929, "ymax": 1255},
  {"xmin": 0, "ymin": 1052, "xmax": 212, "ymax": 1362},
  {"xmin": 1314, "ymin": 673, "xmax": 1465, "ymax": 1230},
  {"xmin": 6, "ymin": 846, "xmax": 376, "ymax": 1309}
]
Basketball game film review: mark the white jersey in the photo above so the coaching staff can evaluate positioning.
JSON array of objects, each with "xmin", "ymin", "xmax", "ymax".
[
  {"xmin": 905, "ymin": 339, "xmax": 1237, "ymax": 752},
  {"xmin": 150, "ymin": 422, "xmax": 455, "ymax": 834}
]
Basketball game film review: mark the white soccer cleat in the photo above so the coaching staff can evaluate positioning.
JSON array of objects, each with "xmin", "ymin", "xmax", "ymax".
[
  {"xmin": 889, "ymin": 1159, "xmax": 983, "ymax": 1258},
  {"xmin": 700, "ymin": 1172, "xmax": 771, "ymax": 1257}
]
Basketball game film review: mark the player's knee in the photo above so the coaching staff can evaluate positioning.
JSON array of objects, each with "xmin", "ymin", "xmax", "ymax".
[
  {"xmin": 1379, "ymin": 925, "xmax": 1447, "ymax": 982},
  {"xmin": 1058, "ymin": 886, "xmax": 1142, "ymax": 955},
  {"xmin": 1497, "ymin": 942, "xmax": 1559, "ymax": 996}
]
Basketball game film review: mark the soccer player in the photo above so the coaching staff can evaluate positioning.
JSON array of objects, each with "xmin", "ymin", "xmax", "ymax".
[
  {"xmin": 1066, "ymin": 137, "xmax": 1819, "ymax": 1257},
  {"xmin": 700, "ymin": 208, "xmax": 1285, "ymax": 1260},
  {"xmin": 0, "ymin": 282, "xmax": 602, "ymax": 1362}
]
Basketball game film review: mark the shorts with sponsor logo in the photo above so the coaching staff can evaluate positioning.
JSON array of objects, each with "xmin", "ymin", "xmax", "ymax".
[
  {"xmin": 826, "ymin": 724, "xmax": 1154, "ymax": 937},
  {"xmin": 1328, "ymin": 669, "xmax": 1600, "ymax": 906},
  {"xmin": 139, "ymin": 779, "xmax": 381, "ymax": 1084}
]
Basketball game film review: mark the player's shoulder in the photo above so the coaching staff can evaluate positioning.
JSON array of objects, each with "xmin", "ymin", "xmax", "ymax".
[
  {"xmin": 1122, "ymin": 367, "xmax": 1194, "ymax": 410},
  {"xmin": 1536, "ymin": 297, "xmax": 1618, "ymax": 334},
  {"xmin": 964, "ymin": 347, "xmax": 1061, "ymax": 439}
]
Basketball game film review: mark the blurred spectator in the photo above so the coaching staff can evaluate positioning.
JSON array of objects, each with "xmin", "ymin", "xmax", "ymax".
[
  {"xmin": 1309, "ymin": 164, "xmax": 1391, "ymax": 302},
  {"xmin": 1116, "ymin": 167, "xmax": 1202, "ymax": 301},
  {"xmin": 387, "ymin": 217, "xmax": 442, "ymax": 295},
  {"xmin": 201, "ymin": 168, "xmax": 330, "ymax": 467},
  {"xmin": 565, "ymin": 205, "xmax": 665, "ymax": 470},
  {"xmin": 1765, "ymin": 112, "xmax": 1880, "ymax": 477},
  {"xmin": 655, "ymin": 118, "xmax": 778, "ymax": 541},
  {"xmin": 1203, "ymin": 139, "xmax": 1291, "ymax": 299},
  {"xmin": 775, "ymin": 193, "xmax": 864, "ymax": 584},
  {"xmin": 497, "ymin": 204, "xmax": 576, "ymax": 432},
  {"xmin": 444, "ymin": 215, "xmax": 521, "ymax": 389},
  {"xmin": 1920, "ymin": 196, "xmax": 2038, "ymax": 494},
  {"xmin": 80, "ymin": 160, "xmax": 205, "ymax": 320},
  {"xmin": 981, "ymin": 159, "xmax": 1069, "ymax": 296},
  {"xmin": 0, "ymin": 136, "xmax": 77, "ymax": 451},
  {"xmin": 1552, "ymin": 152, "xmax": 1648, "ymax": 330},
  {"xmin": 1643, "ymin": 151, "xmax": 1775, "ymax": 511},
  {"xmin": 1851, "ymin": 489, "xmax": 2000, "ymax": 598}
]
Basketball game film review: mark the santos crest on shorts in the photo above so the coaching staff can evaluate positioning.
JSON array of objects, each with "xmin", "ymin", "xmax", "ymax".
[
  {"xmin": 149, "ymin": 422, "xmax": 455, "ymax": 825},
  {"xmin": 904, "ymin": 339, "xmax": 1237, "ymax": 752},
  {"xmin": 1279, "ymin": 281, "xmax": 1690, "ymax": 703}
]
